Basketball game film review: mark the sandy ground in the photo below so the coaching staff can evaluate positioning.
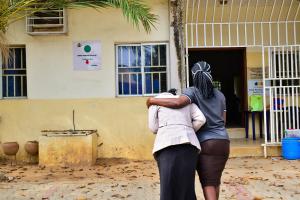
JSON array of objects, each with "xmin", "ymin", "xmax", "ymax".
[{"xmin": 0, "ymin": 157, "xmax": 300, "ymax": 200}]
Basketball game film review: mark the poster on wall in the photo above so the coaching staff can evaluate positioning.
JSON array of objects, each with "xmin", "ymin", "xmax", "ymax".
[
  {"xmin": 247, "ymin": 67, "xmax": 268, "ymax": 111},
  {"xmin": 248, "ymin": 79, "xmax": 263, "ymax": 96},
  {"xmin": 248, "ymin": 67, "xmax": 263, "ymax": 79},
  {"xmin": 73, "ymin": 41, "xmax": 101, "ymax": 70}
]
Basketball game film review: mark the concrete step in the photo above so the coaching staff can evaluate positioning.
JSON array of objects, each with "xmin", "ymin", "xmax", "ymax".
[
  {"xmin": 229, "ymin": 139, "xmax": 281, "ymax": 157},
  {"xmin": 227, "ymin": 128, "xmax": 245, "ymax": 139},
  {"xmin": 230, "ymin": 146, "xmax": 281, "ymax": 157}
]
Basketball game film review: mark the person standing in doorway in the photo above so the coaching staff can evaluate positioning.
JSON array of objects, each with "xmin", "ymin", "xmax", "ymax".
[
  {"xmin": 148, "ymin": 89, "xmax": 206, "ymax": 200},
  {"xmin": 147, "ymin": 61, "xmax": 230, "ymax": 200}
]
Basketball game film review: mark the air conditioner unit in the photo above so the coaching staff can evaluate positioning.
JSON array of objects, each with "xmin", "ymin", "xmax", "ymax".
[{"xmin": 26, "ymin": 8, "xmax": 67, "ymax": 35}]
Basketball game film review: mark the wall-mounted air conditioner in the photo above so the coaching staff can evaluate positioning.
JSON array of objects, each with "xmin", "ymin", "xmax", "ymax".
[{"xmin": 26, "ymin": 8, "xmax": 67, "ymax": 35}]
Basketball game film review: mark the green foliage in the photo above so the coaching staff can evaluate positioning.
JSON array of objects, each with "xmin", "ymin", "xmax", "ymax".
[
  {"xmin": 0, "ymin": 0, "xmax": 158, "ymax": 60},
  {"xmin": 1, "ymin": 0, "xmax": 157, "ymax": 33}
]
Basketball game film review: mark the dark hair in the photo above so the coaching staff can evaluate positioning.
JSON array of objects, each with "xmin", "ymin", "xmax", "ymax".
[
  {"xmin": 168, "ymin": 88, "xmax": 177, "ymax": 95},
  {"xmin": 192, "ymin": 61, "xmax": 214, "ymax": 99}
]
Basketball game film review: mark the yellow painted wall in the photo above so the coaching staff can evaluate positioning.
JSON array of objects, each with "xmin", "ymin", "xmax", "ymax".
[
  {"xmin": 0, "ymin": 98, "xmax": 155, "ymax": 161},
  {"xmin": 1, "ymin": 0, "xmax": 169, "ymax": 161},
  {"xmin": 4, "ymin": 0, "xmax": 171, "ymax": 99},
  {"xmin": 1, "ymin": 0, "xmax": 299, "ymax": 161}
]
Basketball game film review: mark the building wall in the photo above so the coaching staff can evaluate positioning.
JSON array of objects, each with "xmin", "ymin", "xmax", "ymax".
[
  {"xmin": 1, "ymin": 1, "xmax": 299, "ymax": 161},
  {"xmin": 0, "ymin": 98, "xmax": 154, "ymax": 160},
  {"xmin": 0, "ymin": 0, "xmax": 171, "ymax": 161},
  {"xmin": 5, "ymin": 0, "xmax": 172, "ymax": 99}
]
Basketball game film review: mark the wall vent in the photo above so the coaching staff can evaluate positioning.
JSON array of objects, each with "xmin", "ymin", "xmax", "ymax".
[{"xmin": 26, "ymin": 8, "xmax": 67, "ymax": 35}]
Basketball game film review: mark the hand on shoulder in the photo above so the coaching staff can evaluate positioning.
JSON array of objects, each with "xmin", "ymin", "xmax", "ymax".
[{"xmin": 146, "ymin": 97, "xmax": 154, "ymax": 108}]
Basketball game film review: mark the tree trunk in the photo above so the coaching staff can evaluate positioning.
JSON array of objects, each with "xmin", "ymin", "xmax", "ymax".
[{"xmin": 170, "ymin": 0, "xmax": 186, "ymax": 90}]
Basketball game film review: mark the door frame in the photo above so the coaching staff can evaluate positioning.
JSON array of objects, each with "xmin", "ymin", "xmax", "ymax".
[{"xmin": 187, "ymin": 47, "xmax": 248, "ymax": 126}]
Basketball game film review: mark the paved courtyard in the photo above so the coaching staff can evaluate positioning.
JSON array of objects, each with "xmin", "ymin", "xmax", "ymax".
[{"xmin": 0, "ymin": 157, "xmax": 299, "ymax": 200}]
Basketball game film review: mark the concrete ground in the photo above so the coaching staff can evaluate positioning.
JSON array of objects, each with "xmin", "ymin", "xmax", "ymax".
[{"xmin": 0, "ymin": 157, "xmax": 299, "ymax": 200}]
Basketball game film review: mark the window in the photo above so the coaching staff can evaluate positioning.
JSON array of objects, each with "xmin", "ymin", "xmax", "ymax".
[
  {"xmin": 116, "ymin": 43, "xmax": 168, "ymax": 96},
  {"xmin": 26, "ymin": 8, "xmax": 67, "ymax": 35},
  {"xmin": 2, "ymin": 47, "xmax": 27, "ymax": 98},
  {"xmin": 273, "ymin": 51, "xmax": 299, "ymax": 78},
  {"xmin": 271, "ymin": 51, "xmax": 299, "ymax": 91}
]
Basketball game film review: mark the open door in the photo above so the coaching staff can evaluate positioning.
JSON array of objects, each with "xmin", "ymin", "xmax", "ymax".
[{"xmin": 188, "ymin": 48, "xmax": 247, "ymax": 128}]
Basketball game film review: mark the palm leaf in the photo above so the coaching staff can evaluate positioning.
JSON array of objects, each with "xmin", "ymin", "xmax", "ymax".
[
  {"xmin": 1, "ymin": 0, "xmax": 158, "ymax": 61},
  {"xmin": 1, "ymin": 0, "xmax": 157, "ymax": 33}
]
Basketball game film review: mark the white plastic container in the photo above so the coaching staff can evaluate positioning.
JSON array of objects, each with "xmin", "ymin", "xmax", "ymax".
[{"xmin": 285, "ymin": 129, "xmax": 300, "ymax": 138}]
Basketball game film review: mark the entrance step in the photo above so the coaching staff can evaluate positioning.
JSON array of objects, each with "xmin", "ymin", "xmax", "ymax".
[
  {"xmin": 227, "ymin": 128, "xmax": 246, "ymax": 139},
  {"xmin": 229, "ymin": 139, "xmax": 281, "ymax": 157}
]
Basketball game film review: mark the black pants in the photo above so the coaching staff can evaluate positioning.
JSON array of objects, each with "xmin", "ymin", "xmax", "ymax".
[{"xmin": 154, "ymin": 144, "xmax": 199, "ymax": 200}]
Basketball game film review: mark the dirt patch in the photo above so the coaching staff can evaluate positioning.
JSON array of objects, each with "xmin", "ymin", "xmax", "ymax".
[{"xmin": 0, "ymin": 157, "xmax": 299, "ymax": 199}]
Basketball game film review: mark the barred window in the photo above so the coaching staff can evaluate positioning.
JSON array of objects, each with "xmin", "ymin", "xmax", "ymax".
[
  {"xmin": 116, "ymin": 43, "xmax": 168, "ymax": 96},
  {"xmin": 273, "ymin": 51, "xmax": 299, "ymax": 78},
  {"xmin": 272, "ymin": 51, "xmax": 299, "ymax": 93},
  {"xmin": 2, "ymin": 47, "xmax": 27, "ymax": 98}
]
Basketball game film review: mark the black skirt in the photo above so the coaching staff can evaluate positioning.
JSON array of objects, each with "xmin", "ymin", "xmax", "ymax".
[
  {"xmin": 197, "ymin": 139, "xmax": 230, "ymax": 187},
  {"xmin": 154, "ymin": 144, "xmax": 199, "ymax": 200}
]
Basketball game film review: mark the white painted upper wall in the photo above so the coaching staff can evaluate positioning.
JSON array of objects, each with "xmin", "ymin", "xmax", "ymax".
[{"xmin": 5, "ymin": 0, "xmax": 171, "ymax": 99}]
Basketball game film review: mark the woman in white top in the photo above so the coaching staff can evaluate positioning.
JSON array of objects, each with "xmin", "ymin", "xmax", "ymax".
[{"xmin": 148, "ymin": 89, "xmax": 206, "ymax": 200}]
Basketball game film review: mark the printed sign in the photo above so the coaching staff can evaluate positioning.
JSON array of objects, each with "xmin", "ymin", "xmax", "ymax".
[
  {"xmin": 248, "ymin": 79, "xmax": 263, "ymax": 96},
  {"xmin": 73, "ymin": 41, "xmax": 101, "ymax": 70},
  {"xmin": 247, "ymin": 67, "xmax": 272, "ymax": 110},
  {"xmin": 248, "ymin": 68, "xmax": 263, "ymax": 79}
]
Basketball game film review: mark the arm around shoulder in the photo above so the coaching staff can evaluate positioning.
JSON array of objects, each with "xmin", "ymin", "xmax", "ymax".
[
  {"xmin": 147, "ymin": 95, "xmax": 190, "ymax": 109},
  {"xmin": 191, "ymin": 104, "xmax": 206, "ymax": 131},
  {"xmin": 148, "ymin": 105, "xmax": 159, "ymax": 133}
]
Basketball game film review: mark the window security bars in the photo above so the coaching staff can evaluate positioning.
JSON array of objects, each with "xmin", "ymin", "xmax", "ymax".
[
  {"xmin": 185, "ymin": 0, "xmax": 300, "ymax": 48},
  {"xmin": 26, "ymin": 9, "xmax": 67, "ymax": 35},
  {"xmin": 184, "ymin": 0, "xmax": 300, "ymax": 157},
  {"xmin": 262, "ymin": 45, "xmax": 300, "ymax": 150},
  {"xmin": 2, "ymin": 47, "xmax": 27, "ymax": 98},
  {"xmin": 116, "ymin": 44, "xmax": 168, "ymax": 96}
]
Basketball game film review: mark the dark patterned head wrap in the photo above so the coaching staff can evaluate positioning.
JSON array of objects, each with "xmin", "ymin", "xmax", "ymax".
[
  {"xmin": 168, "ymin": 88, "xmax": 177, "ymax": 95},
  {"xmin": 191, "ymin": 61, "xmax": 214, "ymax": 99}
]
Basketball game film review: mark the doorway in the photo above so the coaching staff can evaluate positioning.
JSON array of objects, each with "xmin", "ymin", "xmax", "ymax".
[{"xmin": 188, "ymin": 48, "xmax": 247, "ymax": 128}]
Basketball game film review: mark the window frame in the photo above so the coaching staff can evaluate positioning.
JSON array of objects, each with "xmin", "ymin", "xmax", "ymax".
[
  {"xmin": 1, "ymin": 46, "xmax": 27, "ymax": 99},
  {"xmin": 26, "ymin": 8, "xmax": 68, "ymax": 35},
  {"xmin": 115, "ymin": 42, "xmax": 170, "ymax": 97}
]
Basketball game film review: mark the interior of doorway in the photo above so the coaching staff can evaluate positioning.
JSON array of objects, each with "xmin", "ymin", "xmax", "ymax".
[{"xmin": 188, "ymin": 48, "xmax": 247, "ymax": 128}]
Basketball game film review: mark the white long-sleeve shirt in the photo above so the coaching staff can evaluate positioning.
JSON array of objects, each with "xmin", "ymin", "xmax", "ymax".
[{"xmin": 148, "ymin": 93, "xmax": 206, "ymax": 154}]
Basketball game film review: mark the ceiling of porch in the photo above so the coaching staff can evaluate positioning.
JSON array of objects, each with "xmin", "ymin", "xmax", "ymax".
[{"xmin": 185, "ymin": 0, "xmax": 300, "ymax": 23}]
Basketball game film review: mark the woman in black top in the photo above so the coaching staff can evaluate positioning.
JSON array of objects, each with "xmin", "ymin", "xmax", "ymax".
[{"xmin": 147, "ymin": 61, "xmax": 230, "ymax": 200}]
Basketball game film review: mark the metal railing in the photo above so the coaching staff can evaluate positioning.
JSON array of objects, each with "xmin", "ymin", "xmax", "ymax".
[
  {"xmin": 185, "ymin": 0, "xmax": 300, "ymax": 48},
  {"xmin": 262, "ymin": 45, "xmax": 300, "ymax": 156}
]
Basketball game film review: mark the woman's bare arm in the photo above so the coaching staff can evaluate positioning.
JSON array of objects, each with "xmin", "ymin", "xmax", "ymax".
[{"xmin": 146, "ymin": 95, "xmax": 190, "ymax": 108}]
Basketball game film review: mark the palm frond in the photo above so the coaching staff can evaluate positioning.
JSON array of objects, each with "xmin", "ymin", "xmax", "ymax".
[
  {"xmin": 64, "ymin": 0, "xmax": 158, "ymax": 33},
  {"xmin": 0, "ymin": 0, "xmax": 158, "ymax": 62},
  {"xmin": 1, "ymin": 0, "xmax": 158, "ymax": 60},
  {"xmin": 2, "ymin": 0, "xmax": 158, "ymax": 33},
  {"xmin": 0, "ymin": 31, "xmax": 9, "ymax": 65},
  {"xmin": 105, "ymin": 0, "xmax": 158, "ymax": 33}
]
